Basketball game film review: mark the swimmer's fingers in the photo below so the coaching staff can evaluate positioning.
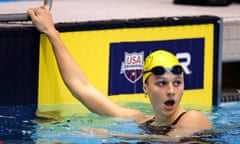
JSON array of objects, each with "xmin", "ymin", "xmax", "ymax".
[
  {"xmin": 112, "ymin": 133, "xmax": 181, "ymax": 142},
  {"xmin": 81, "ymin": 127, "xmax": 109, "ymax": 134},
  {"xmin": 81, "ymin": 128, "xmax": 181, "ymax": 142},
  {"xmin": 27, "ymin": 6, "xmax": 55, "ymax": 34},
  {"xmin": 27, "ymin": 8, "xmax": 38, "ymax": 21},
  {"xmin": 27, "ymin": 6, "xmax": 49, "ymax": 18},
  {"xmin": 81, "ymin": 127, "xmax": 112, "ymax": 138}
]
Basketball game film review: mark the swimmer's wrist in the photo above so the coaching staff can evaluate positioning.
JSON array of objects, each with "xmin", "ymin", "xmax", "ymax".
[{"xmin": 45, "ymin": 28, "xmax": 59, "ymax": 38}]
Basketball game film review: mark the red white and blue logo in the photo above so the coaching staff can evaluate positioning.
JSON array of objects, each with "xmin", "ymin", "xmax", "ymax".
[{"xmin": 120, "ymin": 52, "xmax": 144, "ymax": 83}]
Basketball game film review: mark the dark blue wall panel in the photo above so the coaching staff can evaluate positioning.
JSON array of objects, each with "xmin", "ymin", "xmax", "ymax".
[{"xmin": 0, "ymin": 25, "xmax": 39, "ymax": 105}]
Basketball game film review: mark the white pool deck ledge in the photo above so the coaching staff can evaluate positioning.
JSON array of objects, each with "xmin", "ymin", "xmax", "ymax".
[{"xmin": 0, "ymin": 0, "xmax": 240, "ymax": 62}]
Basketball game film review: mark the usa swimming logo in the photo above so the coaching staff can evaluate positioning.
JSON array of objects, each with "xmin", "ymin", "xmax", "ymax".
[{"xmin": 120, "ymin": 51, "xmax": 144, "ymax": 83}]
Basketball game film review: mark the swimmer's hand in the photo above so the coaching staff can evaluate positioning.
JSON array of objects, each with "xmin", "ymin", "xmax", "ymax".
[
  {"xmin": 111, "ymin": 133, "xmax": 182, "ymax": 142},
  {"xmin": 81, "ymin": 127, "xmax": 112, "ymax": 139},
  {"xmin": 27, "ymin": 6, "xmax": 56, "ymax": 36},
  {"xmin": 81, "ymin": 127, "xmax": 181, "ymax": 142}
]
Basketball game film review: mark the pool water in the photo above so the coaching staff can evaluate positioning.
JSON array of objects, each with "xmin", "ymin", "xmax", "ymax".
[{"xmin": 0, "ymin": 102, "xmax": 240, "ymax": 143}]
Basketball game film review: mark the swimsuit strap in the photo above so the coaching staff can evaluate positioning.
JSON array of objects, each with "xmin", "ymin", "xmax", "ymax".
[
  {"xmin": 140, "ymin": 111, "xmax": 187, "ymax": 135},
  {"xmin": 171, "ymin": 111, "xmax": 187, "ymax": 125}
]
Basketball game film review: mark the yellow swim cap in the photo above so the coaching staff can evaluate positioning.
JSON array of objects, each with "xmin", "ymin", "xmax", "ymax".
[{"xmin": 143, "ymin": 50, "xmax": 180, "ymax": 83}]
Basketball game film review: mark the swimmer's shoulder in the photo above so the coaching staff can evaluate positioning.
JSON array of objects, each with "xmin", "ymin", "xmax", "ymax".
[{"xmin": 176, "ymin": 110, "xmax": 212, "ymax": 129}]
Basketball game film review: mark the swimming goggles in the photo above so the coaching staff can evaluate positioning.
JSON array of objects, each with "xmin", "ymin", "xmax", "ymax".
[{"xmin": 143, "ymin": 65, "xmax": 183, "ymax": 76}]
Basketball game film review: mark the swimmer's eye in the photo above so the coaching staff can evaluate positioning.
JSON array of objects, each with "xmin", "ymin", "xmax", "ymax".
[
  {"xmin": 173, "ymin": 80, "xmax": 182, "ymax": 87},
  {"xmin": 155, "ymin": 80, "xmax": 168, "ymax": 87}
]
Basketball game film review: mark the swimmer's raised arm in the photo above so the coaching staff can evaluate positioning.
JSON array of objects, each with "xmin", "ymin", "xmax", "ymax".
[{"xmin": 27, "ymin": 6, "xmax": 144, "ymax": 119}]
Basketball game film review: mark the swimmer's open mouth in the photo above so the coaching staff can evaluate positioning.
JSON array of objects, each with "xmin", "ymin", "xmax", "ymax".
[{"xmin": 164, "ymin": 100, "xmax": 175, "ymax": 106}]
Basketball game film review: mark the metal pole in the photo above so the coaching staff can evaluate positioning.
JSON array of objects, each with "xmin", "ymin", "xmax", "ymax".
[{"xmin": 0, "ymin": 0, "xmax": 53, "ymax": 22}]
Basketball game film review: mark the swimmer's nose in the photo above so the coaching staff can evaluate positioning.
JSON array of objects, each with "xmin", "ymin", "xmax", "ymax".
[{"xmin": 167, "ymin": 83, "xmax": 175, "ymax": 97}]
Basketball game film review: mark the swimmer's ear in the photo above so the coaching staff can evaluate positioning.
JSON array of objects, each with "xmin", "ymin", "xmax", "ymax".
[{"xmin": 143, "ymin": 83, "xmax": 148, "ymax": 95}]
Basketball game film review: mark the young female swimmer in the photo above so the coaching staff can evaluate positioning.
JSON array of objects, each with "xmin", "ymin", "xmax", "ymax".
[{"xmin": 27, "ymin": 6, "xmax": 212, "ymax": 139}]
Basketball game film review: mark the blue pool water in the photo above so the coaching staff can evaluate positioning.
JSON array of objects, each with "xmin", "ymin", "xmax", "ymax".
[{"xmin": 0, "ymin": 102, "xmax": 240, "ymax": 143}]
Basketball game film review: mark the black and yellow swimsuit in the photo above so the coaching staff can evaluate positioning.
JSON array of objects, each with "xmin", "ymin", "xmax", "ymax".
[{"xmin": 139, "ymin": 111, "xmax": 187, "ymax": 135}]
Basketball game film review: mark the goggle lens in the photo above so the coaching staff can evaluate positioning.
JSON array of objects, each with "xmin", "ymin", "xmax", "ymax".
[{"xmin": 144, "ymin": 65, "xmax": 183, "ymax": 76}]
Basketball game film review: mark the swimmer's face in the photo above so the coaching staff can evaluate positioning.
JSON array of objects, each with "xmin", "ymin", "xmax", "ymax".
[{"xmin": 143, "ymin": 71, "xmax": 184, "ymax": 117}]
